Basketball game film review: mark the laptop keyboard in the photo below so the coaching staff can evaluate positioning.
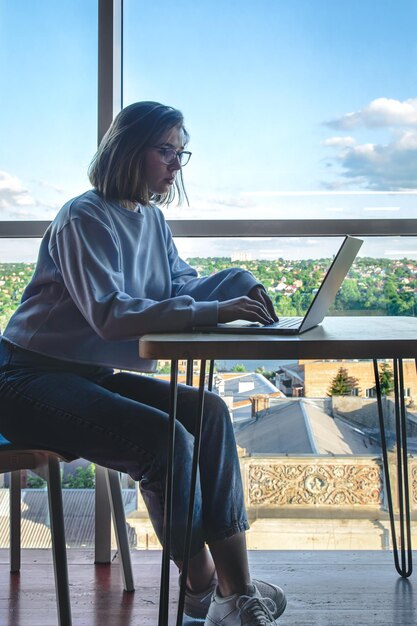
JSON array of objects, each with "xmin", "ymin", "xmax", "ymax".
[{"xmin": 266, "ymin": 316, "xmax": 303, "ymax": 329}]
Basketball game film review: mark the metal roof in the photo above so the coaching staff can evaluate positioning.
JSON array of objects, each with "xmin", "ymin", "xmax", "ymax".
[
  {"xmin": 0, "ymin": 488, "xmax": 136, "ymax": 548},
  {"xmin": 235, "ymin": 398, "xmax": 382, "ymax": 456}
]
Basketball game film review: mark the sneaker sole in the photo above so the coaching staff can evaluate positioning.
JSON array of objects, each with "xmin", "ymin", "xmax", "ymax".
[{"xmin": 275, "ymin": 594, "xmax": 287, "ymax": 618}]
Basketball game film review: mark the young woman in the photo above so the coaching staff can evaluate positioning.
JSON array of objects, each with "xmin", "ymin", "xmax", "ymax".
[{"xmin": 0, "ymin": 101, "xmax": 286, "ymax": 625}]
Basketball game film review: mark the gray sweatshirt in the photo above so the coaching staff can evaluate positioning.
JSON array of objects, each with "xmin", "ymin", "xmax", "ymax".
[{"xmin": 4, "ymin": 190, "xmax": 259, "ymax": 371}]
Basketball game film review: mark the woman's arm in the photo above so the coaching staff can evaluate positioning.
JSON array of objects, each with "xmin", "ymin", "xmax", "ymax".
[
  {"xmin": 167, "ymin": 225, "xmax": 258, "ymax": 299},
  {"xmin": 167, "ymin": 226, "xmax": 277, "ymax": 323},
  {"xmin": 50, "ymin": 215, "xmax": 218, "ymax": 340}
]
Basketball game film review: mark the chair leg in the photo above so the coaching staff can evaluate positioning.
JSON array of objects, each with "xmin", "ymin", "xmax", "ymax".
[
  {"xmin": 47, "ymin": 456, "xmax": 72, "ymax": 626},
  {"xmin": 105, "ymin": 468, "xmax": 135, "ymax": 592},
  {"xmin": 9, "ymin": 470, "xmax": 21, "ymax": 573},
  {"xmin": 95, "ymin": 464, "xmax": 112, "ymax": 563}
]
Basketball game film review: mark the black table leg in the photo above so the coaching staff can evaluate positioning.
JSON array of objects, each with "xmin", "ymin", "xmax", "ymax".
[
  {"xmin": 176, "ymin": 360, "xmax": 208, "ymax": 625},
  {"xmin": 158, "ymin": 359, "xmax": 179, "ymax": 626},
  {"xmin": 186, "ymin": 358, "xmax": 193, "ymax": 386},
  {"xmin": 373, "ymin": 358, "xmax": 413, "ymax": 577},
  {"xmin": 208, "ymin": 359, "xmax": 215, "ymax": 391}
]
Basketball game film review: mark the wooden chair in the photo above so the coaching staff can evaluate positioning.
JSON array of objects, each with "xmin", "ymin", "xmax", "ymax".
[{"xmin": 0, "ymin": 443, "xmax": 135, "ymax": 626}]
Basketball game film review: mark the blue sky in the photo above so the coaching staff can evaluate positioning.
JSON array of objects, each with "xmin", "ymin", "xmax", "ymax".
[{"xmin": 1, "ymin": 0, "xmax": 417, "ymax": 260}]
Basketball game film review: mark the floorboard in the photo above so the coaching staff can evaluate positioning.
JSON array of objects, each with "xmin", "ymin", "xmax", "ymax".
[{"xmin": 0, "ymin": 549, "xmax": 416, "ymax": 625}]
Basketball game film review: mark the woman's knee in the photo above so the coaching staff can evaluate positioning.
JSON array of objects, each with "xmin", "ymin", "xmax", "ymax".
[
  {"xmin": 203, "ymin": 389, "xmax": 229, "ymax": 416},
  {"xmin": 155, "ymin": 420, "xmax": 195, "ymax": 473},
  {"xmin": 204, "ymin": 390, "xmax": 231, "ymax": 421}
]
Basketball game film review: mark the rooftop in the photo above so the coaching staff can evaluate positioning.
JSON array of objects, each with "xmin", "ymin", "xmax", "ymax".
[{"xmin": 235, "ymin": 398, "xmax": 381, "ymax": 455}]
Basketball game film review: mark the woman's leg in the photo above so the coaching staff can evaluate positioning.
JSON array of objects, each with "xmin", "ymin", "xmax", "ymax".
[
  {"xmin": 208, "ymin": 533, "xmax": 250, "ymax": 597},
  {"xmin": 0, "ymin": 343, "xmax": 205, "ymax": 560},
  {"xmin": 0, "ymin": 341, "xmax": 252, "ymax": 595},
  {"xmin": 96, "ymin": 372, "xmax": 281, "ymax": 616},
  {"xmin": 102, "ymin": 372, "xmax": 250, "ymax": 595},
  {"xmin": 0, "ymin": 344, "xmax": 286, "ymax": 623}
]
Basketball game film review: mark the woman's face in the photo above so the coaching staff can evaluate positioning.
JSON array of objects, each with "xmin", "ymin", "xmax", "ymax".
[{"xmin": 143, "ymin": 125, "xmax": 184, "ymax": 195}]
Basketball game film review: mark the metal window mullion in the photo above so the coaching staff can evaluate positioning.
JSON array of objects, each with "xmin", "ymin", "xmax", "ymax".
[
  {"xmin": 2, "ymin": 219, "xmax": 417, "ymax": 239},
  {"xmin": 98, "ymin": 0, "xmax": 123, "ymax": 144}
]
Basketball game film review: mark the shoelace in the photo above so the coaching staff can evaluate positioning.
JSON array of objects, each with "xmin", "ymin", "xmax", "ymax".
[{"xmin": 236, "ymin": 595, "xmax": 277, "ymax": 625}]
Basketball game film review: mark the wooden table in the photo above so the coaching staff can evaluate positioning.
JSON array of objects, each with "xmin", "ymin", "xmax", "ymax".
[
  {"xmin": 140, "ymin": 316, "xmax": 417, "ymax": 361},
  {"xmin": 139, "ymin": 316, "xmax": 417, "ymax": 625}
]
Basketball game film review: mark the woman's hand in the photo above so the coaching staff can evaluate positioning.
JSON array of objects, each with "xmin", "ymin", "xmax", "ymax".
[
  {"xmin": 218, "ymin": 288, "xmax": 278, "ymax": 325},
  {"xmin": 247, "ymin": 285, "xmax": 279, "ymax": 322}
]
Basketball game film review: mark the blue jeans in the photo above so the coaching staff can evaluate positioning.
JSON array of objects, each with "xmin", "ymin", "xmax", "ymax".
[{"xmin": 0, "ymin": 338, "xmax": 248, "ymax": 559}]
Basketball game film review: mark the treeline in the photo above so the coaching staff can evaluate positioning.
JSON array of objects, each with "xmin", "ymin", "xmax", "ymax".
[
  {"xmin": 1, "ymin": 256, "xmax": 416, "ymax": 330},
  {"xmin": 188, "ymin": 256, "xmax": 417, "ymax": 317},
  {"xmin": 0, "ymin": 263, "xmax": 35, "ymax": 330}
]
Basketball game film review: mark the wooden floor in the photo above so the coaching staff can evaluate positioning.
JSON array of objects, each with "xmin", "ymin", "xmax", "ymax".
[{"xmin": 0, "ymin": 549, "xmax": 416, "ymax": 625}]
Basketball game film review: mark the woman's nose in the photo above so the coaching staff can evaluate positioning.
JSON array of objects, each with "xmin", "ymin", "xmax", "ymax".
[{"xmin": 169, "ymin": 155, "xmax": 182, "ymax": 171}]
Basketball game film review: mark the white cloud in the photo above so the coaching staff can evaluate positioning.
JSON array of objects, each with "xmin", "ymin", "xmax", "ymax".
[
  {"xmin": 0, "ymin": 170, "xmax": 65, "ymax": 220},
  {"xmin": 396, "ymin": 129, "xmax": 417, "ymax": 150},
  {"xmin": 327, "ymin": 97, "xmax": 417, "ymax": 129},
  {"xmin": 322, "ymin": 136, "xmax": 356, "ymax": 148},
  {"xmin": 240, "ymin": 189, "xmax": 417, "ymax": 196},
  {"xmin": 190, "ymin": 189, "xmax": 252, "ymax": 209},
  {"xmin": 35, "ymin": 179, "xmax": 65, "ymax": 193},
  {"xmin": 166, "ymin": 188, "xmax": 254, "ymax": 219},
  {"xmin": 362, "ymin": 207, "xmax": 400, "ymax": 212},
  {"xmin": 325, "ymin": 129, "xmax": 417, "ymax": 190},
  {"xmin": 0, "ymin": 170, "xmax": 34, "ymax": 209}
]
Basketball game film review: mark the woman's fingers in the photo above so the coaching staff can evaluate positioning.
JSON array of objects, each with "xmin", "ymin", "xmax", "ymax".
[
  {"xmin": 247, "ymin": 285, "xmax": 279, "ymax": 322},
  {"xmin": 218, "ymin": 296, "xmax": 275, "ymax": 324},
  {"xmin": 217, "ymin": 284, "xmax": 279, "ymax": 326}
]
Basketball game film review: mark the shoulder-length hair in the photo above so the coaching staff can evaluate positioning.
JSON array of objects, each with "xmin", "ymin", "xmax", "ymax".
[{"xmin": 88, "ymin": 101, "xmax": 189, "ymax": 206}]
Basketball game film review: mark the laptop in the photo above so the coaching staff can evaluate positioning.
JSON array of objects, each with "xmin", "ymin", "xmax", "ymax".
[{"xmin": 195, "ymin": 235, "xmax": 363, "ymax": 335}]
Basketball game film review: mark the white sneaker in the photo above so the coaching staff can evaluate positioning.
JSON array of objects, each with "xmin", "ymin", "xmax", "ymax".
[{"xmin": 204, "ymin": 582, "xmax": 287, "ymax": 625}]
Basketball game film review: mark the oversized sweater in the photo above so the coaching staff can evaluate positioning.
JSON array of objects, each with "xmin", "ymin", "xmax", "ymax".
[{"xmin": 4, "ymin": 190, "xmax": 259, "ymax": 371}]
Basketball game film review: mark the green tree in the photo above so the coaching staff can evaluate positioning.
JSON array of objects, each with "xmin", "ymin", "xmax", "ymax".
[
  {"xmin": 335, "ymin": 279, "xmax": 362, "ymax": 311},
  {"xmin": 383, "ymin": 279, "xmax": 403, "ymax": 315},
  {"xmin": 291, "ymin": 290, "xmax": 304, "ymax": 316},
  {"xmin": 232, "ymin": 363, "xmax": 246, "ymax": 372},
  {"xmin": 255, "ymin": 367, "xmax": 275, "ymax": 382},
  {"xmin": 157, "ymin": 362, "xmax": 171, "ymax": 374},
  {"xmin": 378, "ymin": 362, "xmax": 394, "ymax": 396},
  {"xmin": 274, "ymin": 295, "xmax": 297, "ymax": 316},
  {"xmin": 62, "ymin": 464, "xmax": 96, "ymax": 489},
  {"xmin": 26, "ymin": 474, "xmax": 47, "ymax": 488},
  {"xmin": 327, "ymin": 367, "xmax": 360, "ymax": 396}
]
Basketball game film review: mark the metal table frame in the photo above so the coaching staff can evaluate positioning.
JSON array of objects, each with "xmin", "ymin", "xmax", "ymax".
[{"xmin": 139, "ymin": 316, "xmax": 417, "ymax": 625}]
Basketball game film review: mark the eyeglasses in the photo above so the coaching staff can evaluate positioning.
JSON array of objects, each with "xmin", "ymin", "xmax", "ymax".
[{"xmin": 151, "ymin": 146, "xmax": 192, "ymax": 166}]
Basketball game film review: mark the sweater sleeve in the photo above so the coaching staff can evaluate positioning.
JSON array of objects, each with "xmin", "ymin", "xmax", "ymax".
[
  {"xmin": 50, "ymin": 215, "xmax": 218, "ymax": 340},
  {"xmin": 166, "ymin": 222, "xmax": 261, "ymax": 305}
]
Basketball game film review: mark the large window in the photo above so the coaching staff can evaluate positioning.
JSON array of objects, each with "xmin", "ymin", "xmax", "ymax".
[
  {"xmin": 0, "ymin": 0, "xmax": 98, "ymax": 301},
  {"xmin": 124, "ymin": 0, "xmax": 417, "ymax": 229},
  {"xmin": 123, "ymin": 0, "xmax": 417, "ymax": 552},
  {"xmin": 1, "ymin": 1, "xmax": 416, "ymax": 553},
  {"xmin": 0, "ymin": 1, "xmax": 102, "ymax": 549},
  {"xmin": 0, "ymin": 2, "xmax": 97, "ymax": 223}
]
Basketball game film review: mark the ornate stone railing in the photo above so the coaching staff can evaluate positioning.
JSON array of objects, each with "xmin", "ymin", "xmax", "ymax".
[{"xmin": 241, "ymin": 456, "xmax": 417, "ymax": 512}]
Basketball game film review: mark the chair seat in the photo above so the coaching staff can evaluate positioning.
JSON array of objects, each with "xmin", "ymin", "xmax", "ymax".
[{"xmin": 0, "ymin": 444, "xmax": 77, "ymax": 472}]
